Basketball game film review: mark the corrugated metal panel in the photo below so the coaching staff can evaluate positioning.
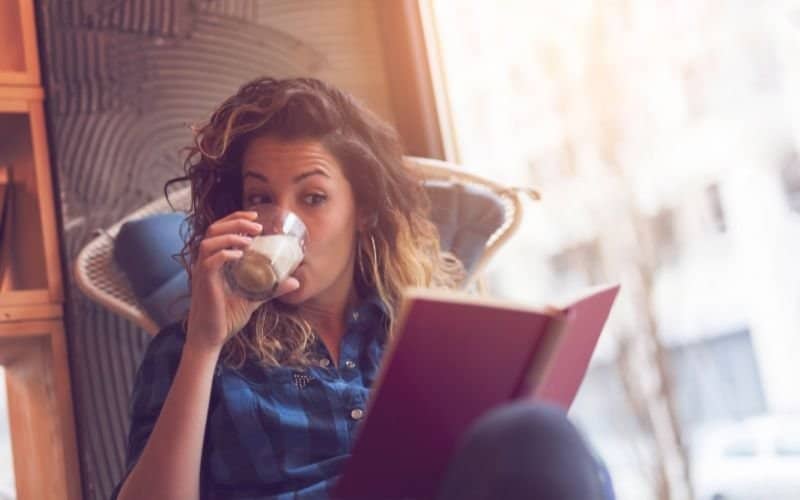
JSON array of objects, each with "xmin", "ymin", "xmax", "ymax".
[{"xmin": 51, "ymin": 0, "xmax": 192, "ymax": 37}]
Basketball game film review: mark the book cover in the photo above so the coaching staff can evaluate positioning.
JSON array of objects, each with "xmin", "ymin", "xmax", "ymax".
[{"xmin": 334, "ymin": 284, "xmax": 620, "ymax": 500}]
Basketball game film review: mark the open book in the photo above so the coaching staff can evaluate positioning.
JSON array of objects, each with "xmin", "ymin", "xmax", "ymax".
[{"xmin": 334, "ymin": 284, "xmax": 620, "ymax": 500}]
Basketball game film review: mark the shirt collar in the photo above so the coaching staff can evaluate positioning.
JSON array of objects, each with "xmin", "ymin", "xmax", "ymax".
[
  {"xmin": 360, "ymin": 292, "xmax": 390, "ymax": 318},
  {"xmin": 347, "ymin": 290, "xmax": 389, "ymax": 340}
]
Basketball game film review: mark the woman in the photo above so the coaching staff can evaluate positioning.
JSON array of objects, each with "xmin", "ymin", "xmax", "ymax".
[{"xmin": 113, "ymin": 77, "xmax": 612, "ymax": 500}]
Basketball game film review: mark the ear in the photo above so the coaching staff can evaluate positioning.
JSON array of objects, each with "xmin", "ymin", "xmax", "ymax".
[{"xmin": 358, "ymin": 212, "xmax": 378, "ymax": 232}]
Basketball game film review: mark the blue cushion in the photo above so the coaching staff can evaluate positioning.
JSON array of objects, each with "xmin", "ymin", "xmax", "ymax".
[
  {"xmin": 425, "ymin": 181, "xmax": 505, "ymax": 272},
  {"xmin": 139, "ymin": 271, "xmax": 191, "ymax": 327},
  {"xmin": 113, "ymin": 213, "xmax": 190, "ymax": 327}
]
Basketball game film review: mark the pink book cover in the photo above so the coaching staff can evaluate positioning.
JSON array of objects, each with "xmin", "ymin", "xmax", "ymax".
[{"xmin": 333, "ymin": 284, "xmax": 620, "ymax": 500}]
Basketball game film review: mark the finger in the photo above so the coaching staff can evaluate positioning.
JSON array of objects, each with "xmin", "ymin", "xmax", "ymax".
[
  {"xmin": 197, "ymin": 234, "xmax": 253, "ymax": 259},
  {"xmin": 543, "ymin": 305, "xmax": 563, "ymax": 316},
  {"xmin": 216, "ymin": 210, "xmax": 259, "ymax": 224},
  {"xmin": 206, "ymin": 217, "xmax": 262, "ymax": 238},
  {"xmin": 235, "ymin": 277, "xmax": 299, "ymax": 305},
  {"xmin": 199, "ymin": 248, "xmax": 243, "ymax": 273},
  {"xmin": 272, "ymin": 277, "xmax": 300, "ymax": 298}
]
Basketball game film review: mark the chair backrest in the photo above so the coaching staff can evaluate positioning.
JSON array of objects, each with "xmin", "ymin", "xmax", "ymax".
[{"xmin": 73, "ymin": 157, "xmax": 537, "ymax": 334}]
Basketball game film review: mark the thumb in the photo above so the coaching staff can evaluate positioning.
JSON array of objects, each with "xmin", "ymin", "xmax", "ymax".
[{"xmin": 272, "ymin": 277, "xmax": 300, "ymax": 298}]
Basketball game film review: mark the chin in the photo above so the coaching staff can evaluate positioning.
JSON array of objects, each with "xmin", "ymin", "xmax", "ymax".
[
  {"xmin": 277, "ymin": 275, "xmax": 310, "ymax": 305},
  {"xmin": 277, "ymin": 289, "xmax": 306, "ymax": 305}
]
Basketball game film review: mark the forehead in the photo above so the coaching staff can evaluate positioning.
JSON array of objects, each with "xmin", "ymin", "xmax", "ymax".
[{"xmin": 241, "ymin": 136, "xmax": 344, "ymax": 180}]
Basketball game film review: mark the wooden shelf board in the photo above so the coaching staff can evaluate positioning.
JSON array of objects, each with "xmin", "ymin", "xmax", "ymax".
[
  {"xmin": 0, "ymin": 289, "xmax": 54, "ymax": 307},
  {"xmin": 0, "ymin": 73, "xmax": 39, "ymax": 87},
  {"xmin": 0, "ymin": 303, "xmax": 62, "ymax": 324},
  {"xmin": 0, "ymin": 0, "xmax": 40, "ymax": 86},
  {"xmin": 0, "ymin": 85, "xmax": 44, "ymax": 101},
  {"xmin": 0, "ymin": 85, "xmax": 44, "ymax": 113}
]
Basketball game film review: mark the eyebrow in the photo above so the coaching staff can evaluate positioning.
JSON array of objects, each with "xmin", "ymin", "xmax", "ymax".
[{"xmin": 243, "ymin": 168, "xmax": 331, "ymax": 184}]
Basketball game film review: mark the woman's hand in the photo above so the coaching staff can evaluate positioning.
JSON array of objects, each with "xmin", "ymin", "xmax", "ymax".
[{"xmin": 185, "ymin": 210, "xmax": 300, "ymax": 354}]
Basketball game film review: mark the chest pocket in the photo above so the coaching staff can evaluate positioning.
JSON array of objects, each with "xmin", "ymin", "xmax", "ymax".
[
  {"xmin": 245, "ymin": 367, "xmax": 345, "ymax": 458},
  {"xmin": 207, "ymin": 366, "xmax": 345, "ymax": 487}
]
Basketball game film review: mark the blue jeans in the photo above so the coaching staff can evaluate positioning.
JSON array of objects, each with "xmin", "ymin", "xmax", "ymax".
[{"xmin": 435, "ymin": 401, "xmax": 615, "ymax": 500}]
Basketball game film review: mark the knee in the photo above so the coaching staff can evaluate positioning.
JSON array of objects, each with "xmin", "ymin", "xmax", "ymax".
[
  {"xmin": 440, "ymin": 402, "xmax": 611, "ymax": 500},
  {"xmin": 464, "ymin": 401, "xmax": 582, "ymax": 457}
]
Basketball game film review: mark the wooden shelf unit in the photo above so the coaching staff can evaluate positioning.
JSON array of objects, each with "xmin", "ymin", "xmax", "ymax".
[
  {"xmin": 0, "ymin": 1, "xmax": 82, "ymax": 499},
  {"xmin": 0, "ymin": 0, "xmax": 41, "ymax": 86},
  {"xmin": 0, "ymin": 321, "xmax": 81, "ymax": 500},
  {"xmin": 0, "ymin": 96, "xmax": 64, "ymax": 311}
]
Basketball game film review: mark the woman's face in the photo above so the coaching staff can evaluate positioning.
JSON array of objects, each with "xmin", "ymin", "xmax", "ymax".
[{"xmin": 240, "ymin": 136, "xmax": 359, "ymax": 306}]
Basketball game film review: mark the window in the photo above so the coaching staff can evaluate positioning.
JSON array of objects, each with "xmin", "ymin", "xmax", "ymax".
[
  {"xmin": 705, "ymin": 183, "xmax": 727, "ymax": 233},
  {"xmin": 426, "ymin": 2, "xmax": 799, "ymax": 499},
  {"xmin": 549, "ymin": 240, "xmax": 603, "ymax": 288},
  {"xmin": 682, "ymin": 62, "xmax": 708, "ymax": 119},
  {"xmin": 723, "ymin": 438, "xmax": 758, "ymax": 458},
  {"xmin": 649, "ymin": 209, "xmax": 678, "ymax": 265},
  {"xmin": 781, "ymin": 151, "xmax": 800, "ymax": 213},
  {"xmin": 775, "ymin": 434, "xmax": 800, "ymax": 457}
]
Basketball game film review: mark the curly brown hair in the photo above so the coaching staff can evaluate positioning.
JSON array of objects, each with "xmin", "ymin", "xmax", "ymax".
[{"xmin": 166, "ymin": 77, "xmax": 463, "ymax": 368}]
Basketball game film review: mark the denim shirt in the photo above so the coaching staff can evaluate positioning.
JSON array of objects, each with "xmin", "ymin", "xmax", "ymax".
[{"xmin": 111, "ymin": 296, "xmax": 389, "ymax": 500}]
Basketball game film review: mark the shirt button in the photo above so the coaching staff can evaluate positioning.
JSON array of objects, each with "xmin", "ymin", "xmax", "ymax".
[
  {"xmin": 350, "ymin": 408, "xmax": 364, "ymax": 420},
  {"xmin": 319, "ymin": 358, "xmax": 331, "ymax": 367},
  {"xmin": 344, "ymin": 360, "xmax": 356, "ymax": 369},
  {"xmin": 352, "ymin": 311, "xmax": 360, "ymax": 321}
]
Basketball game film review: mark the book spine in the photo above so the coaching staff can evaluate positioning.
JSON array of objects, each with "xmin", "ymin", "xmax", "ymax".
[{"xmin": 510, "ymin": 315, "xmax": 564, "ymax": 399}]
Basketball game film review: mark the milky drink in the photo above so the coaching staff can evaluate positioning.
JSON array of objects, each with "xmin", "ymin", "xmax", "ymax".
[{"xmin": 225, "ymin": 233, "xmax": 303, "ymax": 300}]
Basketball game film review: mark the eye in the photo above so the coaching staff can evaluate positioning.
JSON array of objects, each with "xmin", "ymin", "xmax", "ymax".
[
  {"xmin": 303, "ymin": 193, "xmax": 327, "ymax": 206},
  {"xmin": 245, "ymin": 193, "xmax": 272, "ymax": 206}
]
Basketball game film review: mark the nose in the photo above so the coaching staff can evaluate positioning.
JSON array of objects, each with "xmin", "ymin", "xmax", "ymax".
[
  {"xmin": 271, "ymin": 196, "xmax": 296, "ymax": 218},
  {"xmin": 253, "ymin": 203, "xmax": 307, "ymax": 242},
  {"xmin": 251, "ymin": 203, "xmax": 286, "ymax": 229}
]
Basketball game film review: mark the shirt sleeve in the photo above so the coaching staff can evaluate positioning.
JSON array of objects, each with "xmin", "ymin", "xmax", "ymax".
[{"xmin": 109, "ymin": 323, "xmax": 187, "ymax": 499}]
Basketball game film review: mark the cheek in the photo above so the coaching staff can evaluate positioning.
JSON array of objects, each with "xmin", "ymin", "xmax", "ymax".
[
  {"xmin": 308, "ymin": 231, "xmax": 355, "ymax": 264},
  {"xmin": 306, "ymin": 212, "xmax": 356, "ymax": 255}
]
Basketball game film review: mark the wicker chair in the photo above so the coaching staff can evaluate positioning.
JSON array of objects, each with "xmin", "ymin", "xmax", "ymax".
[{"xmin": 73, "ymin": 156, "xmax": 538, "ymax": 335}]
